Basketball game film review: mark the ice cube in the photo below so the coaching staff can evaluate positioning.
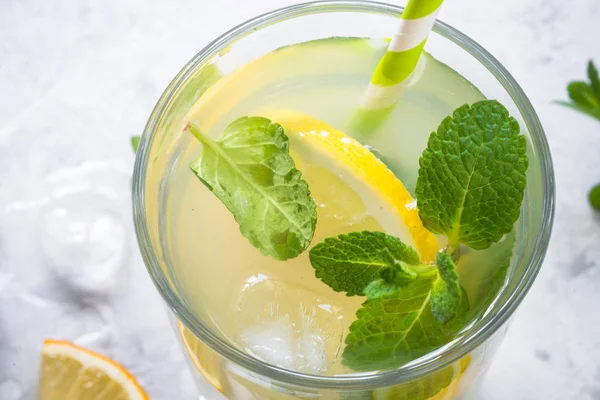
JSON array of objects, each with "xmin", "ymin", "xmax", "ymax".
[
  {"xmin": 235, "ymin": 277, "xmax": 343, "ymax": 374},
  {"xmin": 241, "ymin": 315, "xmax": 296, "ymax": 371},
  {"xmin": 39, "ymin": 183, "xmax": 127, "ymax": 296},
  {"xmin": 296, "ymin": 304, "xmax": 329, "ymax": 374}
]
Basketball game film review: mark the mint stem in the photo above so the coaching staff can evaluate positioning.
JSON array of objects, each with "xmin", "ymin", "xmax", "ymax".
[
  {"xmin": 186, "ymin": 123, "xmax": 210, "ymax": 143},
  {"xmin": 411, "ymin": 264, "xmax": 438, "ymax": 279},
  {"xmin": 444, "ymin": 244, "xmax": 461, "ymax": 263}
]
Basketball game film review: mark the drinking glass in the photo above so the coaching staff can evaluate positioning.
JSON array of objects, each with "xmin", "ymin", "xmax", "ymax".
[{"xmin": 132, "ymin": 1, "xmax": 555, "ymax": 398}]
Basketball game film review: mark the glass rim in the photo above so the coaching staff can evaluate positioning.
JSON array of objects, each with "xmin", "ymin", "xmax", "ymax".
[{"xmin": 133, "ymin": 0, "xmax": 555, "ymax": 390}]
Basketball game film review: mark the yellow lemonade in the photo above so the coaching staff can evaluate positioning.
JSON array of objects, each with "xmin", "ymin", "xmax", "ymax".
[{"xmin": 160, "ymin": 38, "xmax": 516, "ymax": 398}]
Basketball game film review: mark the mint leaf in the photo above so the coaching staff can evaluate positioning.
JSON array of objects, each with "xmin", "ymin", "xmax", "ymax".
[
  {"xmin": 589, "ymin": 183, "xmax": 600, "ymax": 211},
  {"xmin": 588, "ymin": 60, "xmax": 600, "ymax": 99},
  {"xmin": 309, "ymin": 231, "xmax": 420, "ymax": 296},
  {"xmin": 555, "ymin": 100, "xmax": 600, "ymax": 120},
  {"xmin": 430, "ymin": 252, "xmax": 461, "ymax": 324},
  {"xmin": 557, "ymin": 61, "xmax": 600, "ymax": 209},
  {"xmin": 557, "ymin": 60, "xmax": 600, "ymax": 121},
  {"xmin": 342, "ymin": 277, "xmax": 447, "ymax": 371},
  {"xmin": 415, "ymin": 100, "xmax": 528, "ymax": 250},
  {"xmin": 568, "ymin": 81, "xmax": 600, "ymax": 110},
  {"xmin": 188, "ymin": 117, "xmax": 317, "ymax": 260},
  {"xmin": 131, "ymin": 136, "xmax": 140, "ymax": 153},
  {"xmin": 443, "ymin": 286, "xmax": 470, "ymax": 335}
]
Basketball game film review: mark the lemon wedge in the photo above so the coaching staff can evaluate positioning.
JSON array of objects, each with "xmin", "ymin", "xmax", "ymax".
[{"xmin": 39, "ymin": 340, "xmax": 148, "ymax": 400}]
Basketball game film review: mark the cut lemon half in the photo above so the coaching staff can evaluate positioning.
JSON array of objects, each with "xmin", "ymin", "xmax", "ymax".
[
  {"xmin": 39, "ymin": 340, "xmax": 148, "ymax": 400},
  {"xmin": 263, "ymin": 110, "xmax": 439, "ymax": 262}
]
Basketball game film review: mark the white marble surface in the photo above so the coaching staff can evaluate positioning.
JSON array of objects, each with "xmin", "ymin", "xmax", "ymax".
[{"xmin": 1, "ymin": 0, "xmax": 599, "ymax": 399}]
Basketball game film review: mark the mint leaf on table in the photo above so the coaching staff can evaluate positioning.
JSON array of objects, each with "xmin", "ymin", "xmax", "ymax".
[
  {"xmin": 588, "ymin": 60, "xmax": 600, "ymax": 99},
  {"xmin": 589, "ymin": 60, "xmax": 600, "ymax": 99},
  {"xmin": 556, "ymin": 60, "xmax": 600, "ymax": 121},
  {"xmin": 131, "ymin": 136, "xmax": 140, "ymax": 153},
  {"xmin": 342, "ymin": 277, "xmax": 448, "ymax": 371},
  {"xmin": 557, "ymin": 60, "xmax": 600, "ymax": 210},
  {"xmin": 415, "ymin": 100, "xmax": 528, "ymax": 250},
  {"xmin": 309, "ymin": 231, "xmax": 420, "ymax": 296},
  {"xmin": 554, "ymin": 99, "xmax": 600, "ymax": 120},
  {"xmin": 188, "ymin": 117, "xmax": 317, "ymax": 260},
  {"xmin": 590, "ymin": 184, "xmax": 600, "ymax": 211}
]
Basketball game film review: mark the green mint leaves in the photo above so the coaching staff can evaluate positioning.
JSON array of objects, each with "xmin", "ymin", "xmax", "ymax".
[
  {"xmin": 308, "ymin": 100, "xmax": 526, "ymax": 372},
  {"xmin": 415, "ymin": 100, "xmax": 528, "ymax": 250},
  {"xmin": 309, "ymin": 232, "xmax": 465, "ymax": 371},
  {"xmin": 185, "ymin": 99, "xmax": 526, "ymax": 374},
  {"xmin": 557, "ymin": 60, "xmax": 600, "ymax": 121},
  {"xmin": 309, "ymin": 231, "xmax": 420, "ymax": 296},
  {"xmin": 188, "ymin": 117, "xmax": 317, "ymax": 260},
  {"xmin": 557, "ymin": 60, "xmax": 600, "ymax": 211},
  {"xmin": 343, "ymin": 276, "xmax": 449, "ymax": 371}
]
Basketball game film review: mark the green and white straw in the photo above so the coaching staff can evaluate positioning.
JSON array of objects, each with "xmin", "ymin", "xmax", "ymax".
[{"xmin": 354, "ymin": 0, "xmax": 444, "ymax": 132}]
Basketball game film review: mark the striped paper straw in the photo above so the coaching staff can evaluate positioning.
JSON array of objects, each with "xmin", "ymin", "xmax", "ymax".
[{"xmin": 353, "ymin": 0, "xmax": 444, "ymax": 133}]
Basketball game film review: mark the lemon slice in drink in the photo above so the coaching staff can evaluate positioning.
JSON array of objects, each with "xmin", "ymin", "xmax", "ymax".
[
  {"xmin": 264, "ymin": 110, "xmax": 439, "ymax": 262},
  {"xmin": 178, "ymin": 322, "xmax": 226, "ymax": 393},
  {"xmin": 430, "ymin": 356, "xmax": 471, "ymax": 400},
  {"xmin": 39, "ymin": 340, "xmax": 148, "ymax": 400}
]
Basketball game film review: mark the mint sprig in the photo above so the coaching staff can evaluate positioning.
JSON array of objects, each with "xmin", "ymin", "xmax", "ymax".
[
  {"xmin": 309, "ymin": 100, "xmax": 527, "ymax": 373},
  {"xmin": 314, "ymin": 235, "xmax": 467, "ymax": 372},
  {"xmin": 557, "ymin": 60, "xmax": 600, "ymax": 211},
  {"xmin": 188, "ymin": 117, "xmax": 317, "ymax": 260}
]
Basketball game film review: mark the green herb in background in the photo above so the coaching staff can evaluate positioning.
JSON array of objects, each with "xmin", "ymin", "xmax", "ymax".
[
  {"xmin": 131, "ymin": 136, "xmax": 140, "ymax": 153},
  {"xmin": 590, "ymin": 184, "xmax": 600, "ymax": 211},
  {"xmin": 556, "ymin": 61, "xmax": 600, "ymax": 121},
  {"xmin": 557, "ymin": 60, "xmax": 600, "ymax": 211},
  {"xmin": 309, "ymin": 100, "xmax": 528, "ymax": 372}
]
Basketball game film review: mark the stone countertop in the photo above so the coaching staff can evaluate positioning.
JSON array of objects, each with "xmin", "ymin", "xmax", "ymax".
[{"xmin": 1, "ymin": 0, "xmax": 599, "ymax": 399}]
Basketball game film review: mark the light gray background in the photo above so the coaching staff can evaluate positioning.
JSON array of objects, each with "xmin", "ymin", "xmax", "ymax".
[{"xmin": 1, "ymin": 0, "xmax": 599, "ymax": 399}]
